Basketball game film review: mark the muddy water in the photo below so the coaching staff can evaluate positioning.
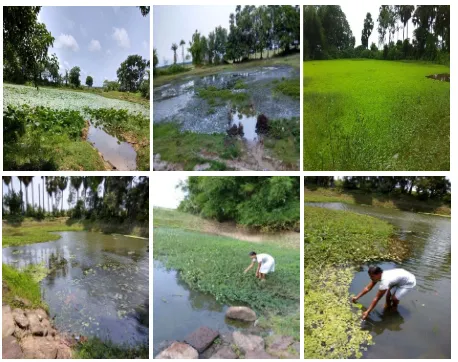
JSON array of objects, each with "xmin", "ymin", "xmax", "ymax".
[
  {"xmin": 307, "ymin": 203, "xmax": 451, "ymax": 358},
  {"xmin": 87, "ymin": 124, "xmax": 137, "ymax": 170},
  {"xmin": 2, "ymin": 232, "xmax": 149, "ymax": 346},
  {"xmin": 153, "ymin": 65, "xmax": 299, "ymax": 137},
  {"xmin": 153, "ymin": 260, "xmax": 250, "ymax": 357},
  {"xmin": 426, "ymin": 73, "xmax": 450, "ymax": 82}
]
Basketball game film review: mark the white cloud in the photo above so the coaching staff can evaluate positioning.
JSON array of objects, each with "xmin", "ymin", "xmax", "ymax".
[
  {"xmin": 106, "ymin": 49, "xmax": 112, "ymax": 56},
  {"xmin": 63, "ymin": 61, "xmax": 70, "ymax": 69},
  {"xmin": 113, "ymin": 6, "xmax": 120, "ymax": 14},
  {"xmin": 66, "ymin": 18, "xmax": 75, "ymax": 30},
  {"xmin": 88, "ymin": 39, "xmax": 101, "ymax": 52},
  {"xmin": 142, "ymin": 40, "xmax": 148, "ymax": 50},
  {"xmin": 80, "ymin": 25, "xmax": 87, "ymax": 37},
  {"xmin": 112, "ymin": 27, "xmax": 130, "ymax": 49},
  {"xmin": 55, "ymin": 34, "xmax": 79, "ymax": 52}
]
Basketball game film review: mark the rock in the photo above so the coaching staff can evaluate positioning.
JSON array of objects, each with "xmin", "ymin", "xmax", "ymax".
[
  {"xmin": 292, "ymin": 342, "xmax": 300, "ymax": 354},
  {"xmin": 56, "ymin": 343, "xmax": 72, "ymax": 359},
  {"xmin": 226, "ymin": 306, "xmax": 256, "ymax": 322},
  {"xmin": 12, "ymin": 309, "xmax": 29, "ymax": 329},
  {"xmin": 219, "ymin": 332, "xmax": 234, "ymax": 345},
  {"xmin": 26, "ymin": 312, "xmax": 45, "ymax": 336},
  {"xmin": 210, "ymin": 346, "xmax": 238, "ymax": 359},
  {"xmin": 13, "ymin": 326, "xmax": 29, "ymax": 339},
  {"xmin": 245, "ymin": 350, "xmax": 275, "ymax": 359},
  {"xmin": 2, "ymin": 306, "xmax": 15, "ymax": 338},
  {"xmin": 34, "ymin": 308, "xmax": 48, "ymax": 321},
  {"xmin": 194, "ymin": 163, "xmax": 211, "ymax": 171},
  {"xmin": 232, "ymin": 331, "xmax": 264, "ymax": 354},
  {"xmin": 184, "ymin": 326, "xmax": 219, "ymax": 353},
  {"xmin": 2, "ymin": 335, "xmax": 24, "ymax": 359},
  {"xmin": 268, "ymin": 335, "xmax": 294, "ymax": 352},
  {"xmin": 13, "ymin": 296, "xmax": 31, "ymax": 307},
  {"xmin": 21, "ymin": 336, "xmax": 58, "ymax": 359},
  {"xmin": 156, "ymin": 342, "xmax": 198, "ymax": 359}
]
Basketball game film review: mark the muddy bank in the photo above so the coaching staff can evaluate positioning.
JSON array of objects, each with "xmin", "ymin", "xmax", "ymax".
[{"xmin": 153, "ymin": 65, "xmax": 299, "ymax": 134}]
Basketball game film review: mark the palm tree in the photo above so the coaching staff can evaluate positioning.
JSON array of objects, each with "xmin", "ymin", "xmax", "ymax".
[
  {"xmin": 82, "ymin": 177, "xmax": 89, "ymax": 208},
  {"xmin": 31, "ymin": 177, "xmax": 35, "ymax": 208},
  {"xmin": 3, "ymin": 176, "xmax": 12, "ymax": 195},
  {"xmin": 180, "ymin": 39, "xmax": 186, "ymax": 65},
  {"xmin": 56, "ymin": 177, "xmax": 68, "ymax": 212},
  {"xmin": 399, "ymin": 5, "xmax": 415, "ymax": 40},
  {"xmin": 20, "ymin": 176, "xmax": 33, "ymax": 212},
  {"xmin": 171, "ymin": 43, "xmax": 178, "ymax": 64},
  {"xmin": 42, "ymin": 176, "xmax": 45, "ymax": 212},
  {"xmin": 46, "ymin": 177, "xmax": 57, "ymax": 212},
  {"xmin": 70, "ymin": 177, "xmax": 83, "ymax": 202}
]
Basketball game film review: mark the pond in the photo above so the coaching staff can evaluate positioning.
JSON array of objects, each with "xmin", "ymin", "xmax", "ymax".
[
  {"xmin": 153, "ymin": 65, "xmax": 300, "ymax": 138},
  {"xmin": 2, "ymin": 231, "xmax": 149, "ymax": 346},
  {"xmin": 153, "ymin": 260, "xmax": 251, "ymax": 357},
  {"xmin": 307, "ymin": 203, "xmax": 451, "ymax": 359}
]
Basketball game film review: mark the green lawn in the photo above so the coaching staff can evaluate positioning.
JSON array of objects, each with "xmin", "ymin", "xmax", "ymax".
[{"xmin": 303, "ymin": 59, "xmax": 450, "ymax": 170}]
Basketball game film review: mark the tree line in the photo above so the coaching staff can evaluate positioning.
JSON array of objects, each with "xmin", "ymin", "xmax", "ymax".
[
  {"xmin": 179, "ymin": 176, "xmax": 300, "ymax": 231},
  {"xmin": 304, "ymin": 176, "xmax": 451, "ymax": 202},
  {"xmin": 3, "ymin": 6, "xmax": 150, "ymax": 98},
  {"xmin": 153, "ymin": 5, "xmax": 299, "ymax": 75},
  {"xmin": 303, "ymin": 5, "xmax": 450, "ymax": 63},
  {"xmin": 2, "ymin": 176, "xmax": 148, "ymax": 223}
]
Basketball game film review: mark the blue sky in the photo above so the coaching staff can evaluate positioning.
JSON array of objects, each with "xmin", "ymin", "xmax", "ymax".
[
  {"xmin": 39, "ymin": 6, "xmax": 150, "ymax": 87},
  {"xmin": 153, "ymin": 6, "xmax": 234, "ymax": 67}
]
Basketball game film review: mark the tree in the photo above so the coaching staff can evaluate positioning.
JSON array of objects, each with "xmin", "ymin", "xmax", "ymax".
[
  {"xmin": 361, "ymin": 13, "xmax": 374, "ymax": 49},
  {"xmin": 171, "ymin": 43, "xmax": 178, "ymax": 64},
  {"xmin": 153, "ymin": 48, "xmax": 159, "ymax": 75},
  {"xmin": 70, "ymin": 177, "xmax": 83, "ymax": 202},
  {"xmin": 138, "ymin": 6, "xmax": 150, "ymax": 16},
  {"xmin": 56, "ymin": 177, "xmax": 68, "ymax": 211},
  {"xmin": 397, "ymin": 5, "xmax": 415, "ymax": 41},
  {"xmin": 303, "ymin": 5, "xmax": 325, "ymax": 60},
  {"xmin": 69, "ymin": 66, "xmax": 81, "ymax": 87},
  {"xmin": 188, "ymin": 30, "xmax": 205, "ymax": 65},
  {"xmin": 179, "ymin": 40, "xmax": 186, "ymax": 65},
  {"xmin": 116, "ymin": 54, "xmax": 148, "ymax": 92},
  {"xmin": 3, "ymin": 7, "xmax": 54, "ymax": 86},
  {"xmin": 3, "ymin": 176, "xmax": 12, "ymax": 195},
  {"xmin": 377, "ymin": 5, "xmax": 390, "ymax": 46},
  {"xmin": 85, "ymin": 75, "xmax": 93, "ymax": 87}
]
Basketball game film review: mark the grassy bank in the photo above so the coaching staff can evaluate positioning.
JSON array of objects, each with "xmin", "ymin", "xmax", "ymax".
[
  {"xmin": 303, "ymin": 59, "xmax": 450, "ymax": 170},
  {"xmin": 153, "ymin": 53, "xmax": 300, "ymax": 87},
  {"xmin": 74, "ymin": 338, "xmax": 148, "ymax": 359},
  {"xmin": 304, "ymin": 188, "xmax": 451, "ymax": 216},
  {"xmin": 154, "ymin": 227, "xmax": 300, "ymax": 339},
  {"xmin": 303, "ymin": 206, "xmax": 396, "ymax": 358},
  {"xmin": 2, "ymin": 218, "xmax": 148, "ymax": 248}
]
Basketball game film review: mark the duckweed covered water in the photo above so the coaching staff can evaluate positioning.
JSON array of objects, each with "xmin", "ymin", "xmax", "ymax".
[{"xmin": 2, "ymin": 231, "xmax": 149, "ymax": 346}]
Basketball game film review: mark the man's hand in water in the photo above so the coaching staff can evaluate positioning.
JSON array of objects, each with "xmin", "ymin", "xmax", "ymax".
[
  {"xmin": 362, "ymin": 311, "xmax": 369, "ymax": 320},
  {"xmin": 351, "ymin": 296, "xmax": 358, "ymax": 303}
]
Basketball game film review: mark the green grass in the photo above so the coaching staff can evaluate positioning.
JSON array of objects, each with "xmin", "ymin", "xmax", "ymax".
[
  {"xmin": 153, "ymin": 123, "xmax": 241, "ymax": 170},
  {"xmin": 2, "ymin": 264, "xmax": 47, "ymax": 309},
  {"xmin": 196, "ymin": 86, "xmax": 250, "ymax": 107},
  {"xmin": 264, "ymin": 117, "xmax": 300, "ymax": 167},
  {"xmin": 153, "ymin": 226, "xmax": 300, "ymax": 318},
  {"xmin": 304, "ymin": 187, "xmax": 451, "ymax": 216},
  {"xmin": 303, "ymin": 206, "xmax": 396, "ymax": 358},
  {"xmin": 74, "ymin": 338, "xmax": 148, "ymax": 359},
  {"xmin": 273, "ymin": 78, "xmax": 300, "ymax": 99},
  {"xmin": 303, "ymin": 59, "xmax": 450, "ymax": 170}
]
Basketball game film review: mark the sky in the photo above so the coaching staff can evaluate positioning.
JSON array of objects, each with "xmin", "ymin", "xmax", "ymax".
[
  {"xmin": 341, "ymin": 4, "xmax": 415, "ymax": 47},
  {"xmin": 39, "ymin": 6, "xmax": 150, "ymax": 87},
  {"xmin": 153, "ymin": 5, "xmax": 234, "ymax": 66},
  {"xmin": 152, "ymin": 175, "xmax": 187, "ymax": 209}
]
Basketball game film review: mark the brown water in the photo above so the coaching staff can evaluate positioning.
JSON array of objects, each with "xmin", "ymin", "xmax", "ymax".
[
  {"xmin": 426, "ymin": 73, "xmax": 450, "ymax": 82},
  {"xmin": 2, "ymin": 232, "xmax": 149, "ymax": 346},
  {"xmin": 307, "ymin": 202, "xmax": 451, "ymax": 358}
]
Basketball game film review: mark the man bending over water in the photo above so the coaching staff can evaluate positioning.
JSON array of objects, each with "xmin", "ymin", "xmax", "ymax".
[
  {"xmin": 352, "ymin": 266, "xmax": 416, "ymax": 320},
  {"xmin": 244, "ymin": 251, "xmax": 275, "ymax": 280}
]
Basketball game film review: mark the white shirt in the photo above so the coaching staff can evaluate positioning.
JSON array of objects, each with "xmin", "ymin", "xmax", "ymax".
[
  {"xmin": 379, "ymin": 268, "xmax": 416, "ymax": 290},
  {"xmin": 256, "ymin": 253, "xmax": 274, "ymax": 264}
]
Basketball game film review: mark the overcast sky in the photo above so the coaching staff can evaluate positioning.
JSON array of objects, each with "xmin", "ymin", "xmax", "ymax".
[
  {"xmin": 153, "ymin": 5, "xmax": 234, "ymax": 66},
  {"xmin": 341, "ymin": 4, "xmax": 415, "ymax": 47},
  {"xmin": 152, "ymin": 175, "xmax": 187, "ymax": 209},
  {"xmin": 39, "ymin": 6, "xmax": 150, "ymax": 87}
]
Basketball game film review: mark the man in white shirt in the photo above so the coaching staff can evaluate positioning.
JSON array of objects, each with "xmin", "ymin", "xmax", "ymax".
[
  {"xmin": 351, "ymin": 266, "xmax": 416, "ymax": 320},
  {"xmin": 244, "ymin": 251, "xmax": 276, "ymax": 280}
]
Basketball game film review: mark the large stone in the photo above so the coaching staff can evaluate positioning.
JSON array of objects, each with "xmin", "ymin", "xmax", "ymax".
[
  {"xmin": 156, "ymin": 342, "xmax": 198, "ymax": 359},
  {"xmin": 232, "ymin": 331, "xmax": 264, "ymax": 354},
  {"xmin": 12, "ymin": 309, "xmax": 29, "ymax": 329},
  {"xmin": 26, "ymin": 313, "xmax": 45, "ymax": 336},
  {"xmin": 56, "ymin": 342, "xmax": 72, "ymax": 359},
  {"xmin": 21, "ymin": 336, "xmax": 58, "ymax": 359},
  {"xmin": 267, "ymin": 335, "xmax": 296, "ymax": 358},
  {"xmin": 184, "ymin": 326, "xmax": 219, "ymax": 353},
  {"xmin": 226, "ymin": 306, "xmax": 256, "ymax": 322},
  {"xmin": 13, "ymin": 326, "xmax": 29, "ymax": 339},
  {"xmin": 2, "ymin": 335, "xmax": 24, "ymax": 359},
  {"xmin": 2, "ymin": 306, "xmax": 15, "ymax": 338},
  {"xmin": 245, "ymin": 350, "xmax": 275, "ymax": 359},
  {"xmin": 210, "ymin": 346, "xmax": 238, "ymax": 359}
]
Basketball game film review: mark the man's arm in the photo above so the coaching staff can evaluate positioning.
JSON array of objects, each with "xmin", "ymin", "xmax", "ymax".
[
  {"xmin": 256, "ymin": 262, "xmax": 262, "ymax": 276},
  {"xmin": 244, "ymin": 261, "xmax": 255, "ymax": 273},
  {"xmin": 352, "ymin": 281, "xmax": 376, "ymax": 302},
  {"xmin": 362, "ymin": 289, "xmax": 387, "ymax": 320}
]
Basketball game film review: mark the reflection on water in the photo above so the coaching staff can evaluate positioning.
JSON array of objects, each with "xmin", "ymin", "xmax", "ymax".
[
  {"xmin": 2, "ymin": 232, "xmax": 149, "ymax": 346},
  {"xmin": 87, "ymin": 125, "xmax": 137, "ymax": 170},
  {"xmin": 307, "ymin": 202, "xmax": 451, "ymax": 359},
  {"xmin": 153, "ymin": 260, "xmax": 250, "ymax": 356}
]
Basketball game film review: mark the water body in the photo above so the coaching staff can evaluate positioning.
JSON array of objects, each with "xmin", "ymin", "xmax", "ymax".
[
  {"xmin": 153, "ymin": 65, "xmax": 300, "ymax": 136},
  {"xmin": 307, "ymin": 202, "xmax": 451, "ymax": 359},
  {"xmin": 2, "ymin": 232, "xmax": 149, "ymax": 346},
  {"xmin": 87, "ymin": 125, "xmax": 137, "ymax": 170},
  {"xmin": 153, "ymin": 260, "xmax": 250, "ymax": 357}
]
